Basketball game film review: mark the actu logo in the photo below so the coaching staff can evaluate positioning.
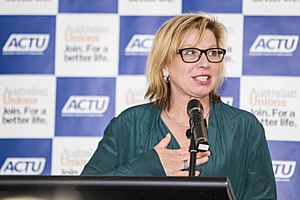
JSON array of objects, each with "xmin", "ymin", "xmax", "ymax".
[
  {"xmin": 125, "ymin": 34, "xmax": 154, "ymax": 55},
  {"xmin": 2, "ymin": 34, "xmax": 50, "ymax": 55},
  {"xmin": 0, "ymin": 157, "xmax": 46, "ymax": 175},
  {"xmin": 221, "ymin": 96, "xmax": 234, "ymax": 106},
  {"xmin": 61, "ymin": 96, "xmax": 110, "ymax": 117},
  {"xmin": 249, "ymin": 35, "xmax": 298, "ymax": 56},
  {"xmin": 273, "ymin": 160, "xmax": 296, "ymax": 182}
]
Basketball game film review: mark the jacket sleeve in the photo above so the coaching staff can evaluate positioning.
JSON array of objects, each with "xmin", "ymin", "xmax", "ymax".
[
  {"xmin": 243, "ymin": 120, "xmax": 277, "ymax": 200},
  {"xmin": 81, "ymin": 117, "xmax": 165, "ymax": 176}
]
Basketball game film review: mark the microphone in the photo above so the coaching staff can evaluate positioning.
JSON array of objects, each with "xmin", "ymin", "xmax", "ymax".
[{"xmin": 187, "ymin": 99, "xmax": 209, "ymax": 152}]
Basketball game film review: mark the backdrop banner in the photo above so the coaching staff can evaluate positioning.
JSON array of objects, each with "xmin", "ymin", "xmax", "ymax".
[{"xmin": 0, "ymin": 0, "xmax": 299, "ymax": 199}]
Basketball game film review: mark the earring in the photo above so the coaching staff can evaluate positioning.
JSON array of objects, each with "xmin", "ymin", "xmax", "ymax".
[{"xmin": 163, "ymin": 75, "xmax": 170, "ymax": 83}]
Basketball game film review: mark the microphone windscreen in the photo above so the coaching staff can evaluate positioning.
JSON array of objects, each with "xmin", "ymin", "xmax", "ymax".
[{"xmin": 187, "ymin": 99, "xmax": 203, "ymax": 115}]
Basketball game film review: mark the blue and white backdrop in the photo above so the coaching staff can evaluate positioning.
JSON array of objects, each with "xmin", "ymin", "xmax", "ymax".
[{"xmin": 0, "ymin": 0, "xmax": 299, "ymax": 199}]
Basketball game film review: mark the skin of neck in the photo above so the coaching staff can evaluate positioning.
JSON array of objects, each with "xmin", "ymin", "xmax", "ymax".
[{"xmin": 166, "ymin": 91, "xmax": 211, "ymax": 123}]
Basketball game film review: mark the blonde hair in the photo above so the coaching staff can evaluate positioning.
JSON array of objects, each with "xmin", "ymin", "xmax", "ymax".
[{"xmin": 144, "ymin": 13, "xmax": 226, "ymax": 111}]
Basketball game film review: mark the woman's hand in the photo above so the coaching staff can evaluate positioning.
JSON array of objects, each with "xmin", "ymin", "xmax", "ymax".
[{"xmin": 154, "ymin": 133, "xmax": 210, "ymax": 176}]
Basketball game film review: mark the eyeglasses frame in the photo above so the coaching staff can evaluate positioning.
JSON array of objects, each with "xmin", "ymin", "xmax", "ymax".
[{"xmin": 176, "ymin": 47, "xmax": 226, "ymax": 63}]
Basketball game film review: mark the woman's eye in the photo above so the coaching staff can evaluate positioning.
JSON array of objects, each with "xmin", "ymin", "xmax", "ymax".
[
  {"xmin": 209, "ymin": 50, "xmax": 218, "ymax": 56},
  {"xmin": 184, "ymin": 49, "xmax": 196, "ymax": 55}
]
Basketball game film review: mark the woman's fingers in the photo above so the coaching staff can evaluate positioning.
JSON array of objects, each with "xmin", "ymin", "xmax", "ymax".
[
  {"xmin": 155, "ymin": 133, "xmax": 172, "ymax": 148},
  {"xmin": 155, "ymin": 134, "xmax": 211, "ymax": 176}
]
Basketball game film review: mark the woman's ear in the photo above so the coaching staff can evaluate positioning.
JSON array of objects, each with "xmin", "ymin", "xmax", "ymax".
[
  {"xmin": 162, "ymin": 67, "xmax": 170, "ymax": 83},
  {"xmin": 162, "ymin": 67, "xmax": 169, "ymax": 77}
]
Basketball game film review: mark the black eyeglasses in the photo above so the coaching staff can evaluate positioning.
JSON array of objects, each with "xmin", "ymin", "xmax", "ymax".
[{"xmin": 177, "ymin": 47, "xmax": 226, "ymax": 63}]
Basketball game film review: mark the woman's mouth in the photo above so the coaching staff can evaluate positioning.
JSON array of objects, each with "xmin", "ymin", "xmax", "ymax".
[{"xmin": 195, "ymin": 75, "xmax": 209, "ymax": 82}]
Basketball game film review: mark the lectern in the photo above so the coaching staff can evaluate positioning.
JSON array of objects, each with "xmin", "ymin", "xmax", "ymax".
[{"xmin": 0, "ymin": 176, "xmax": 236, "ymax": 200}]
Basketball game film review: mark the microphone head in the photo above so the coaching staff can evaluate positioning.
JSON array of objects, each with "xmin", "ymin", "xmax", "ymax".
[{"xmin": 187, "ymin": 99, "xmax": 203, "ymax": 115}]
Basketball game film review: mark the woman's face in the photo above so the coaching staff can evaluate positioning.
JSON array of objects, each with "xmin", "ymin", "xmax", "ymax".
[{"xmin": 164, "ymin": 28, "xmax": 221, "ymax": 101}]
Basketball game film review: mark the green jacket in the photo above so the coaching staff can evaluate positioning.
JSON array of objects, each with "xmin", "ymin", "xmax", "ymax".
[{"xmin": 81, "ymin": 101, "xmax": 276, "ymax": 200}]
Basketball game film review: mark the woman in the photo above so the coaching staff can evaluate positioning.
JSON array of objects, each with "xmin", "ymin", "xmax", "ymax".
[{"xmin": 81, "ymin": 13, "xmax": 276, "ymax": 199}]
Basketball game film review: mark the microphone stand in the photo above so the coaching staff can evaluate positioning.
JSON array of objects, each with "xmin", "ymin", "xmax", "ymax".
[{"xmin": 186, "ymin": 129, "xmax": 198, "ymax": 177}]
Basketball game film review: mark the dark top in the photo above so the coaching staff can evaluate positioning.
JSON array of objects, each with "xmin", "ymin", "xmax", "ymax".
[{"xmin": 81, "ymin": 101, "xmax": 276, "ymax": 200}]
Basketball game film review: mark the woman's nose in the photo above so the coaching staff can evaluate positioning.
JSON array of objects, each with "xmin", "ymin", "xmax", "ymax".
[{"xmin": 196, "ymin": 53, "xmax": 210, "ymax": 68}]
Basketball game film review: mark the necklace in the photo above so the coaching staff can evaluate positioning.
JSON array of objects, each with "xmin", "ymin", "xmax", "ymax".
[
  {"xmin": 164, "ymin": 110, "xmax": 210, "ymax": 127},
  {"xmin": 164, "ymin": 110, "xmax": 189, "ymax": 127}
]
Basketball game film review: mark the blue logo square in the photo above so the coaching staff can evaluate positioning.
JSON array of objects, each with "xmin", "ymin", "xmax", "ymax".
[
  {"xmin": 0, "ymin": 16, "xmax": 55, "ymax": 74},
  {"xmin": 243, "ymin": 16, "xmax": 300, "ymax": 76},
  {"xmin": 182, "ymin": 0, "xmax": 242, "ymax": 13},
  {"xmin": 55, "ymin": 77, "xmax": 115, "ymax": 136},
  {"xmin": 268, "ymin": 141, "xmax": 300, "ymax": 200},
  {"xmin": 219, "ymin": 77, "xmax": 240, "ymax": 108},
  {"xmin": 0, "ymin": 139, "xmax": 52, "ymax": 175},
  {"xmin": 119, "ymin": 16, "xmax": 172, "ymax": 75},
  {"xmin": 59, "ymin": 0, "xmax": 118, "ymax": 13}
]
